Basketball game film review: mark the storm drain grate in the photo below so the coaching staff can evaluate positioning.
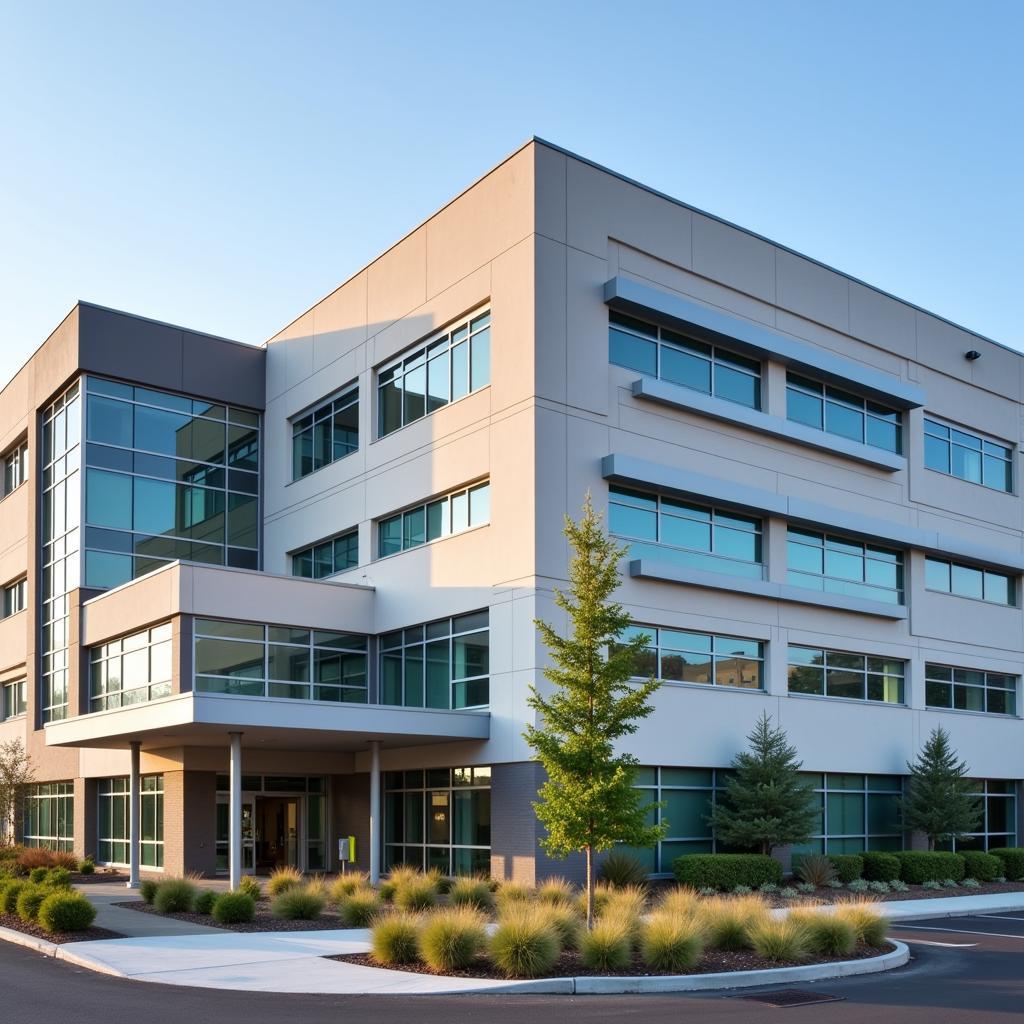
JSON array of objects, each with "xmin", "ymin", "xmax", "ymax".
[{"xmin": 733, "ymin": 988, "xmax": 846, "ymax": 1007}]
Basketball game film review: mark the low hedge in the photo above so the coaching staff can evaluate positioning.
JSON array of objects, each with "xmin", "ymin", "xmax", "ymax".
[
  {"xmin": 862, "ymin": 852, "xmax": 902, "ymax": 882},
  {"xmin": 895, "ymin": 851, "xmax": 965, "ymax": 884},
  {"xmin": 671, "ymin": 854, "xmax": 782, "ymax": 891},
  {"xmin": 989, "ymin": 848, "xmax": 1024, "ymax": 881},
  {"xmin": 960, "ymin": 850, "xmax": 1002, "ymax": 883},
  {"xmin": 828, "ymin": 854, "xmax": 864, "ymax": 883},
  {"xmin": 37, "ymin": 891, "xmax": 96, "ymax": 934}
]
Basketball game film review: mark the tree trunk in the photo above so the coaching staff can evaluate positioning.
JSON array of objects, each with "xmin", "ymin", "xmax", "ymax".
[{"xmin": 585, "ymin": 845, "xmax": 593, "ymax": 930}]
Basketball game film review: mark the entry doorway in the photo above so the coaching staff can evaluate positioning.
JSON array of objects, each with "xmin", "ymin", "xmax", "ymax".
[{"xmin": 254, "ymin": 796, "xmax": 300, "ymax": 872}]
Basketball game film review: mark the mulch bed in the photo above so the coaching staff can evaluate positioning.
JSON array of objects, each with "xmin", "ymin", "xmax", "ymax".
[
  {"xmin": 0, "ymin": 911, "xmax": 123, "ymax": 944},
  {"xmin": 329, "ymin": 941, "xmax": 893, "ymax": 979},
  {"xmin": 73, "ymin": 872, "xmax": 129, "ymax": 886},
  {"xmin": 115, "ymin": 900, "xmax": 354, "ymax": 932}
]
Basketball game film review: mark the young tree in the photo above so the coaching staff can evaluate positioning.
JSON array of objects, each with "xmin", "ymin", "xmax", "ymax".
[
  {"xmin": 0, "ymin": 739, "xmax": 34, "ymax": 845},
  {"xmin": 709, "ymin": 713, "xmax": 817, "ymax": 856},
  {"xmin": 525, "ymin": 494, "xmax": 665, "ymax": 927},
  {"xmin": 900, "ymin": 726, "xmax": 982, "ymax": 850}
]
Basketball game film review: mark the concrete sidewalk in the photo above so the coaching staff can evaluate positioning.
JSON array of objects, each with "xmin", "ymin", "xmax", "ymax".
[{"xmin": 80, "ymin": 882, "xmax": 223, "ymax": 937}]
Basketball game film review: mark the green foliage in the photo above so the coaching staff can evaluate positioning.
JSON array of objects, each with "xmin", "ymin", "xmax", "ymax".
[
  {"xmin": 449, "ymin": 876, "xmax": 494, "ymax": 912},
  {"xmin": 861, "ymin": 852, "xmax": 902, "ymax": 882},
  {"xmin": 748, "ymin": 918, "xmax": 810, "ymax": 961},
  {"xmin": 525, "ymin": 496, "xmax": 665, "ymax": 924},
  {"xmin": 153, "ymin": 878, "xmax": 198, "ymax": 914},
  {"xmin": 394, "ymin": 876, "xmax": 438, "ymax": 911},
  {"xmin": 16, "ymin": 884, "xmax": 48, "ymax": 922},
  {"xmin": 212, "ymin": 891, "xmax": 255, "ymax": 924},
  {"xmin": 489, "ymin": 905, "xmax": 561, "ymax": 978},
  {"xmin": 77, "ymin": 859, "xmax": 95, "ymax": 875},
  {"xmin": 895, "ymin": 851, "xmax": 965, "ymax": 884},
  {"xmin": 0, "ymin": 740, "xmax": 35, "ymax": 849},
  {"xmin": 535, "ymin": 876, "xmax": 575, "ymax": 907},
  {"xmin": 28, "ymin": 867, "xmax": 48, "ymax": 884},
  {"xmin": 834, "ymin": 901, "xmax": 889, "ymax": 946},
  {"xmin": 793, "ymin": 853, "xmax": 836, "ymax": 888},
  {"xmin": 708, "ymin": 713, "xmax": 818, "ymax": 856},
  {"xmin": 194, "ymin": 889, "xmax": 217, "ymax": 915},
  {"xmin": 1, "ymin": 879, "xmax": 26, "ymax": 913},
  {"xmin": 789, "ymin": 910, "xmax": 857, "ymax": 956},
  {"xmin": 370, "ymin": 913, "xmax": 421, "ymax": 965},
  {"xmin": 37, "ymin": 891, "xmax": 96, "ymax": 933},
  {"xmin": 532, "ymin": 903, "xmax": 583, "ymax": 951},
  {"xmin": 237, "ymin": 875, "xmax": 262, "ymax": 901},
  {"xmin": 271, "ymin": 885, "xmax": 325, "ymax": 920},
  {"xmin": 599, "ymin": 851, "xmax": 649, "ymax": 888},
  {"xmin": 338, "ymin": 888, "xmax": 383, "ymax": 927},
  {"xmin": 989, "ymin": 848, "xmax": 1024, "ymax": 881},
  {"xmin": 46, "ymin": 867, "xmax": 71, "ymax": 889},
  {"xmin": 139, "ymin": 878, "xmax": 159, "ymax": 904},
  {"xmin": 640, "ymin": 914, "xmax": 703, "ymax": 971},
  {"xmin": 900, "ymin": 727, "xmax": 983, "ymax": 849},
  {"xmin": 267, "ymin": 866, "xmax": 302, "ymax": 897},
  {"xmin": 698, "ymin": 895, "xmax": 769, "ymax": 951},
  {"xmin": 579, "ymin": 916, "xmax": 632, "ymax": 971},
  {"xmin": 828, "ymin": 855, "xmax": 865, "ymax": 883},
  {"xmin": 495, "ymin": 881, "xmax": 534, "ymax": 911},
  {"xmin": 417, "ymin": 908, "xmax": 487, "ymax": 971},
  {"xmin": 671, "ymin": 853, "xmax": 782, "ymax": 891},
  {"xmin": 960, "ymin": 851, "xmax": 1002, "ymax": 883},
  {"xmin": 329, "ymin": 872, "xmax": 369, "ymax": 902}
]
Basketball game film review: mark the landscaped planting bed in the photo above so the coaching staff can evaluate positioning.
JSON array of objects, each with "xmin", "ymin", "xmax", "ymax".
[
  {"xmin": 117, "ymin": 899, "xmax": 356, "ymax": 932},
  {"xmin": 0, "ymin": 910, "xmax": 123, "ymax": 944}
]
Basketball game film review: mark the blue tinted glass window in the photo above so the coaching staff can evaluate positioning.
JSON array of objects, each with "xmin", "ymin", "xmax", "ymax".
[{"xmin": 86, "ymin": 469, "xmax": 132, "ymax": 529}]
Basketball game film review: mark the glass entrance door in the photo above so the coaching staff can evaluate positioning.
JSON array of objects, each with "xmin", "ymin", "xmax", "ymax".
[
  {"xmin": 254, "ymin": 796, "xmax": 301, "ymax": 872},
  {"xmin": 216, "ymin": 795, "xmax": 256, "ymax": 873}
]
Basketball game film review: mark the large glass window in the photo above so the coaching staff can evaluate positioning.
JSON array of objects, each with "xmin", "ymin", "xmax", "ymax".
[
  {"xmin": 23, "ymin": 782, "xmax": 74, "ymax": 852},
  {"xmin": 377, "ymin": 481, "xmax": 489, "ymax": 558},
  {"xmin": 935, "ymin": 780, "xmax": 1018, "ymax": 852},
  {"xmin": 787, "ymin": 645, "xmax": 905, "ymax": 704},
  {"xmin": 2, "ymin": 578, "xmax": 27, "ymax": 617},
  {"xmin": 621, "ymin": 625, "xmax": 763, "ymax": 690},
  {"xmin": 291, "ymin": 385, "xmax": 358, "ymax": 480},
  {"xmin": 925, "ymin": 664, "xmax": 1018, "ymax": 716},
  {"xmin": 89, "ymin": 623, "xmax": 173, "ymax": 711},
  {"xmin": 787, "ymin": 528, "xmax": 904, "ymax": 605},
  {"xmin": 793, "ymin": 774, "xmax": 904, "ymax": 855},
  {"xmin": 83, "ymin": 377, "xmax": 261, "ymax": 590},
  {"xmin": 1, "ymin": 679, "xmax": 26, "ymax": 720},
  {"xmin": 609, "ymin": 485, "xmax": 762, "ymax": 580},
  {"xmin": 378, "ymin": 310, "xmax": 491, "ymax": 437},
  {"xmin": 291, "ymin": 529, "xmax": 358, "ymax": 579},
  {"xmin": 379, "ymin": 611, "xmax": 489, "ymax": 710},
  {"xmin": 924, "ymin": 419, "xmax": 1013, "ymax": 492},
  {"xmin": 97, "ymin": 776, "xmax": 164, "ymax": 867},
  {"xmin": 925, "ymin": 557, "xmax": 1016, "ymax": 606},
  {"xmin": 2, "ymin": 441, "xmax": 28, "ymax": 497},
  {"xmin": 384, "ymin": 766, "xmax": 491, "ymax": 876},
  {"xmin": 609, "ymin": 311, "xmax": 761, "ymax": 408},
  {"xmin": 786, "ymin": 374, "xmax": 902, "ymax": 453},
  {"xmin": 194, "ymin": 619, "xmax": 368, "ymax": 703}
]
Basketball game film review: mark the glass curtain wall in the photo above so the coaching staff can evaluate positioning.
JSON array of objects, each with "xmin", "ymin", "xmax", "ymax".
[{"xmin": 97, "ymin": 775, "xmax": 164, "ymax": 867}]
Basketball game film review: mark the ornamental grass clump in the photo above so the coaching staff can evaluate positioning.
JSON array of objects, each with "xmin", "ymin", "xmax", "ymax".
[
  {"xmin": 489, "ymin": 904, "xmax": 561, "ymax": 978},
  {"xmin": 37, "ymin": 891, "xmax": 96, "ymax": 933},
  {"xmin": 212, "ymin": 891, "xmax": 256, "ymax": 924},
  {"xmin": 598, "ymin": 884, "xmax": 647, "ymax": 945},
  {"xmin": 271, "ymin": 884, "xmax": 326, "ymax": 920},
  {"xmin": 640, "ymin": 913, "xmax": 704, "ymax": 972},
  {"xmin": 394, "ymin": 875, "xmax": 438, "ymax": 912},
  {"xmin": 789, "ymin": 909, "xmax": 857, "ymax": 957},
  {"xmin": 449, "ymin": 876, "xmax": 494, "ymax": 913},
  {"xmin": 139, "ymin": 878, "xmax": 159, "ymax": 904},
  {"xmin": 657, "ymin": 886, "xmax": 702, "ymax": 918},
  {"xmin": 153, "ymin": 877, "xmax": 197, "ymax": 914},
  {"xmin": 748, "ymin": 917, "xmax": 811, "ymax": 962},
  {"xmin": 495, "ymin": 881, "xmax": 534, "ymax": 911},
  {"xmin": 370, "ymin": 912, "xmax": 421, "ymax": 966},
  {"xmin": 531, "ymin": 903, "xmax": 583, "ymax": 951},
  {"xmin": 417, "ymin": 907, "xmax": 487, "ymax": 972},
  {"xmin": 338, "ymin": 887, "xmax": 383, "ymax": 927},
  {"xmin": 237, "ymin": 875, "xmax": 262, "ymax": 902},
  {"xmin": 267, "ymin": 865, "xmax": 302, "ymax": 897},
  {"xmin": 598, "ymin": 851, "xmax": 649, "ymax": 889},
  {"xmin": 579, "ymin": 916, "xmax": 632, "ymax": 972},
  {"xmin": 833, "ymin": 901, "xmax": 889, "ymax": 947},
  {"xmin": 699, "ymin": 895, "xmax": 769, "ymax": 951},
  {"xmin": 193, "ymin": 889, "xmax": 217, "ymax": 915},
  {"xmin": 535, "ymin": 876, "xmax": 575, "ymax": 908},
  {"xmin": 329, "ymin": 872, "xmax": 370, "ymax": 902}
]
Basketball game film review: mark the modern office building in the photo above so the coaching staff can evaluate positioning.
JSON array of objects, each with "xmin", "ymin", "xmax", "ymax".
[{"xmin": 1, "ymin": 139, "xmax": 1021, "ymax": 885}]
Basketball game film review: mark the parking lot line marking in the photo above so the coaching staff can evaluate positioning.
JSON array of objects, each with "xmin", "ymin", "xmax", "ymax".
[
  {"xmin": 900, "ymin": 938, "xmax": 977, "ymax": 948},
  {"xmin": 892, "ymin": 925, "xmax": 1024, "ymax": 940},
  {"xmin": 976, "ymin": 914, "xmax": 1024, "ymax": 923}
]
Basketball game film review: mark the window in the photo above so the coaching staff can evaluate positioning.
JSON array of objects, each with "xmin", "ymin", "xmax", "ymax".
[
  {"xmin": 2, "ymin": 679, "xmax": 26, "ymax": 720},
  {"xmin": 609, "ymin": 485, "xmax": 763, "ymax": 580},
  {"xmin": 788, "ymin": 646, "xmax": 905, "ymax": 704},
  {"xmin": 937, "ymin": 780, "xmax": 1018, "ymax": 852},
  {"xmin": 2, "ymin": 441, "xmax": 28, "ymax": 496},
  {"xmin": 23, "ymin": 782, "xmax": 74, "ymax": 851},
  {"xmin": 194, "ymin": 619, "xmax": 368, "ymax": 703},
  {"xmin": 97, "ymin": 776, "xmax": 164, "ymax": 867},
  {"xmin": 291, "ymin": 385, "xmax": 358, "ymax": 480},
  {"xmin": 378, "ymin": 310, "xmax": 491, "ymax": 437},
  {"xmin": 925, "ymin": 557, "xmax": 1016, "ymax": 606},
  {"xmin": 379, "ymin": 611, "xmax": 489, "ymax": 710},
  {"xmin": 83, "ymin": 376, "xmax": 261, "ymax": 591},
  {"xmin": 89, "ymin": 623, "xmax": 173, "ymax": 711},
  {"xmin": 787, "ymin": 528, "xmax": 904, "ymax": 605},
  {"xmin": 610, "ymin": 311, "xmax": 761, "ymax": 409},
  {"xmin": 793, "ymin": 774, "xmax": 904, "ymax": 855},
  {"xmin": 291, "ymin": 529, "xmax": 358, "ymax": 579},
  {"xmin": 925, "ymin": 664, "xmax": 1018, "ymax": 716},
  {"xmin": 2, "ymin": 578, "xmax": 27, "ymax": 617},
  {"xmin": 924, "ymin": 419, "xmax": 1013, "ymax": 492},
  {"xmin": 384, "ymin": 767, "xmax": 491, "ymax": 876},
  {"xmin": 786, "ymin": 375, "xmax": 902, "ymax": 453},
  {"xmin": 377, "ymin": 481, "xmax": 490, "ymax": 558},
  {"xmin": 622, "ymin": 625, "xmax": 763, "ymax": 689}
]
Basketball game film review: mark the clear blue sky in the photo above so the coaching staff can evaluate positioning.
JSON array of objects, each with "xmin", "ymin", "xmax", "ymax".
[{"xmin": 1, "ymin": 1, "xmax": 1021, "ymax": 389}]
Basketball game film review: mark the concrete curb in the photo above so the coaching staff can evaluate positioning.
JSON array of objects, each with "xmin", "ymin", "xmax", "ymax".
[
  {"xmin": 882, "ymin": 900, "xmax": 1024, "ymax": 922},
  {"xmin": 0, "ymin": 925, "xmax": 59, "ymax": 957}
]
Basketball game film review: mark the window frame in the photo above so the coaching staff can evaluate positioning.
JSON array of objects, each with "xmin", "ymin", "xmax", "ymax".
[
  {"xmin": 291, "ymin": 527, "xmax": 359, "ymax": 580},
  {"xmin": 786, "ymin": 527, "xmax": 904, "ymax": 605},
  {"xmin": 925, "ymin": 663, "xmax": 1019, "ymax": 717},
  {"xmin": 792, "ymin": 773, "xmax": 905, "ymax": 856},
  {"xmin": 622, "ymin": 624, "xmax": 764, "ymax": 691},
  {"xmin": 938, "ymin": 779, "xmax": 1018, "ymax": 852},
  {"xmin": 787, "ymin": 644, "xmax": 906, "ymax": 705},
  {"xmin": 2, "ymin": 440, "xmax": 28, "ymax": 497},
  {"xmin": 924, "ymin": 417, "xmax": 1014, "ymax": 493},
  {"xmin": 786, "ymin": 374, "xmax": 902, "ymax": 454},
  {"xmin": 22, "ymin": 781, "xmax": 74, "ymax": 852},
  {"xmin": 1, "ymin": 679, "xmax": 26, "ymax": 720},
  {"xmin": 924, "ymin": 556, "xmax": 1017, "ymax": 607},
  {"xmin": 89, "ymin": 622, "xmax": 174, "ymax": 712},
  {"xmin": 376, "ymin": 480, "xmax": 490, "ymax": 559},
  {"xmin": 290, "ymin": 383, "xmax": 359, "ymax": 481},
  {"xmin": 2, "ymin": 577, "xmax": 27, "ymax": 618}
]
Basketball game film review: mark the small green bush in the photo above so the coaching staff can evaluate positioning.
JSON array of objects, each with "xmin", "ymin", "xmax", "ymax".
[
  {"xmin": 963, "ymin": 878, "xmax": 980, "ymax": 888},
  {"xmin": 671, "ymin": 854, "xmax": 782, "ymax": 891},
  {"xmin": 989, "ymin": 848, "xmax": 1024, "ymax": 881},
  {"xmin": 338, "ymin": 888, "xmax": 383, "ymax": 927},
  {"xmin": 46, "ymin": 867, "xmax": 71, "ymax": 889},
  {"xmin": 793, "ymin": 853, "xmax": 836, "ymax": 888},
  {"xmin": 847, "ymin": 879, "xmax": 869, "ymax": 894},
  {"xmin": 194, "ymin": 889, "xmax": 217, "ymax": 915},
  {"xmin": 861, "ymin": 852, "xmax": 901, "ymax": 882},
  {"xmin": 417, "ymin": 907, "xmax": 487, "ymax": 971},
  {"xmin": 28, "ymin": 867, "xmax": 48, "ymax": 884},
  {"xmin": 489, "ymin": 906, "xmax": 560, "ymax": 978},
  {"xmin": 599, "ymin": 851, "xmax": 649, "ymax": 889},
  {"xmin": 37, "ymin": 891, "xmax": 96, "ymax": 933},
  {"xmin": 370, "ymin": 913, "xmax": 421, "ymax": 965},
  {"xmin": 78, "ymin": 859, "xmax": 95, "ymax": 875},
  {"xmin": 236, "ymin": 876, "xmax": 262, "ymax": 901},
  {"xmin": 16, "ymin": 884, "xmax": 48, "ymax": 922},
  {"xmin": 449, "ymin": 876, "xmax": 494, "ymax": 912},
  {"xmin": 790, "ymin": 909, "xmax": 857, "ymax": 956},
  {"xmin": 895, "ymin": 851, "xmax": 965, "ymax": 884},
  {"xmin": 828, "ymin": 854, "xmax": 865, "ymax": 883},
  {"xmin": 212, "ymin": 891, "xmax": 256, "ymax": 924},
  {"xmin": 961, "ymin": 851, "xmax": 1002, "ymax": 883},
  {"xmin": 640, "ymin": 914, "xmax": 703, "ymax": 971},
  {"xmin": 139, "ymin": 878, "xmax": 159, "ymax": 904},
  {"xmin": 272, "ymin": 886, "xmax": 325, "ymax": 920},
  {"xmin": 1, "ymin": 880, "xmax": 27, "ymax": 914},
  {"xmin": 154, "ymin": 878, "xmax": 198, "ymax": 914},
  {"xmin": 749, "ymin": 918, "xmax": 811, "ymax": 962},
  {"xmin": 580, "ymin": 917, "xmax": 632, "ymax": 971},
  {"xmin": 922, "ymin": 879, "xmax": 942, "ymax": 890}
]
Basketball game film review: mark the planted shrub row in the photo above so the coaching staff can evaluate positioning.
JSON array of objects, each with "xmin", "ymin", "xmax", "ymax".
[
  {"xmin": 989, "ymin": 848, "xmax": 1024, "ymax": 881},
  {"xmin": 895, "ymin": 851, "xmax": 965, "ymax": 884},
  {"xmin": 671, "ymin": 854, "xmax": 782, "ymax": 891}
]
